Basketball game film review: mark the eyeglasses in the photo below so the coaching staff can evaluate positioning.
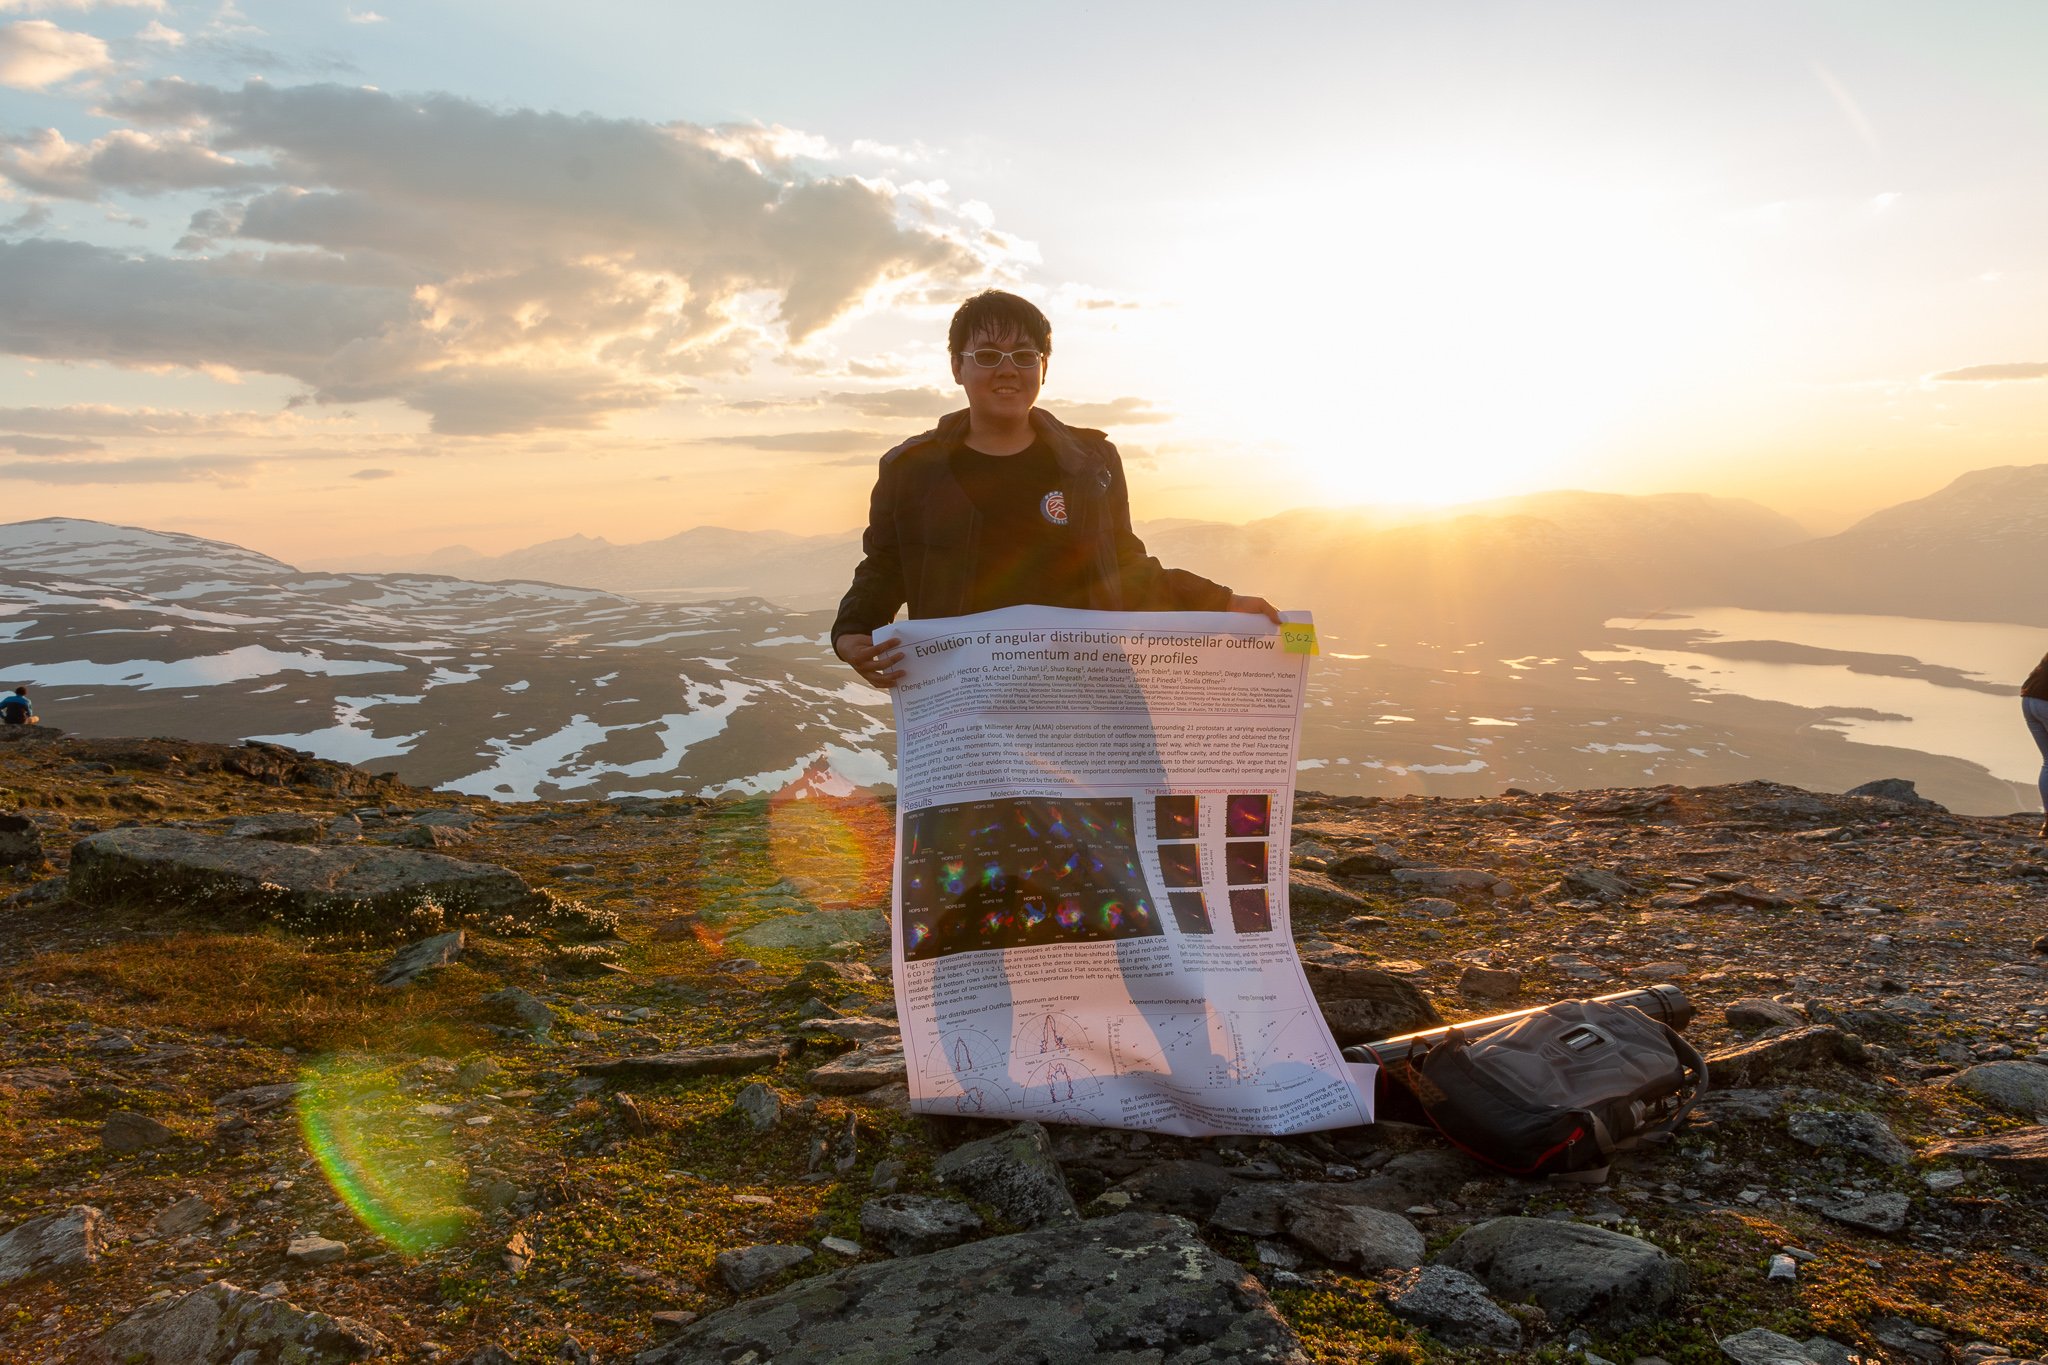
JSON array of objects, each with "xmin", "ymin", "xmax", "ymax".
[{"xmin": 960, "ymin": 348, "xmax": 1045, "ymax": 369}]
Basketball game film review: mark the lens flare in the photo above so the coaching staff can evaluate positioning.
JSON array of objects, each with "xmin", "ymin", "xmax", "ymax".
[{"xmin": 297, "ymin": 1058, "xmax": 470, "ymax": 1254}]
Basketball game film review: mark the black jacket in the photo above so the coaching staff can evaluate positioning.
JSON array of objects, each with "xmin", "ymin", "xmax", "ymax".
[{"xmin": 832, "ymin": 407, "xmax": 1233, "ymax": 639}]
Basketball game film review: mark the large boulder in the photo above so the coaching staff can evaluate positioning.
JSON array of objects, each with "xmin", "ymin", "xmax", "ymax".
[
  {"xmin": 1951, "ymin": 1061, "xmax": 2048, "ymax": 1118},
  {"xmin": 1843, "ymin": 779, "xmax": 1945, "ymax": 811},
  {"xmin": 1707, "ymin": 1027, "xmax": 1866, "ymax": 1089},
  {"xmin": 1381, "ymin": 1265, "xmax": 1522, "ymax": 1348},
  {"xmin": 83, "ymin": 1281, "xmax": 387, "ymax": 1362},
  {"xmin": 642, "ymin": 1212, "xmax": 1306, "ymax": 1364},
  {"xmin": 0, "ymin": 811, "xmax": 44, "ymax": 868},
  {"xmin": 66, "ymin": 826, "xmax": 611, "ymax": 937},
  {"xmin": 0, "ymin": 1205, "xmax": 104, "ymax": 1287},
  {"xmin": 1297, "ymin": 944, "xmax": 1441, "ymax": 1044},
  {"xmin": 1436, "ymin": 1217, "xmax": 1686, "ymax": 1331},
  {"xmin": 932, "ymin": 1121, "xmax": 1078, "ymax": 1227}
]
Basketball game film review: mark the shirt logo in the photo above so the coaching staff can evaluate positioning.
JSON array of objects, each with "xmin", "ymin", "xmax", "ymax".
[{"xmin": 1041, "ymin": 490, "xmax": 1068, "ymax": 526}]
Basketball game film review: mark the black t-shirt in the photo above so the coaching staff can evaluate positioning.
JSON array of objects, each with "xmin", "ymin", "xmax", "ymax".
[
  {"xmin": 948, "ymin": 439, "xmax": 1097, "ymax": 613},
  {"xmin": 2025, "ymin": 652, "xmax": 2048, "ymax": 701}
]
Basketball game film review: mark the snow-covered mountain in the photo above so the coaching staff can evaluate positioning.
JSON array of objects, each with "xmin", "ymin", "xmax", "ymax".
[{"xmin": 0, "ymin": 518, "xmax": 892, "ymax": 801}]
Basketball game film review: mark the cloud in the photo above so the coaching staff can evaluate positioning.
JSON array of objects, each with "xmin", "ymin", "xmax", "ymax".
[
  {"xmin": 825, "ymin": 387, "xmax": 950, "ymax": 419},
  {"xmin": 0, "ymin": 127, "xmax": 276, "ymax": 199},
  {"xmin": 0, "ymin": 403, "xmax": 280, "ymax": 435},
  {"xmin": 351, "ymin": 466, "xmax": 395, "ymax": 478},
  {"xmin": 1053, "ymin": 397, "xmax": 1172, "ymax": 427},
  {"xmin": 0, "ymin": 432, "xmax": 102, "ymax": 453},
  {"xmin": 1931, "ymin": 362, "xmax": 2048, "ymax": 383},
  {"xmin": 0, "ymin": 79, "xmax": 997, "ymax": 433},
  {"xmin": 0, "ymin": 453, "xmax": 264, "ymax": 483},
  {"xmin": 345, "ymin": 7, "xmax": 384, "ymax": 21},
  {"xmin": 697, "ymin": 429, "xmax": 884, "ymax": 453},
  {"xmin": 0, "ymin": 18, "xmax": 110, "ymax": 88},
  {"xmin": 0, "ymin": 1, "xmax": 164, "ymax": 11},
  {"xmin": 136, "ymin": 18, "xmax": 179, "ymax": 44}
]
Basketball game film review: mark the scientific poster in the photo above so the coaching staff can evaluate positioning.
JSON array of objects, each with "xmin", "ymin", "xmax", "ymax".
[{"xmin": 879, "ymin": 606, "xmax": 1376, "ymax": 1137}]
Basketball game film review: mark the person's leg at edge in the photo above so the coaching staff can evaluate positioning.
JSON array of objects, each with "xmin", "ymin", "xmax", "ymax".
[{"xmin": 2025, "ymin": 697, "xmax": 2048, "ymax": 837}]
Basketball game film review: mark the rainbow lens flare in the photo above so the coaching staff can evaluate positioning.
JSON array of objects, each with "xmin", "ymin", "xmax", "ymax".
[{"xmin": 297, "ymin": 1058, "xmax": 471, "ymax": 1254}]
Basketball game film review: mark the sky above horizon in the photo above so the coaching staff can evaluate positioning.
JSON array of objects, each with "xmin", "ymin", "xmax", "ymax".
[{"xmin": 2, "ymin": 0, "xmax": 2046, "ymax": 563}]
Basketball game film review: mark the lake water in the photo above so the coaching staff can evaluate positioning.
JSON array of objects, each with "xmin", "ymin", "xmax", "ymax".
[{"xmin": 1588, "ymin": 607, "xmax": 2046, "ymax": 788}]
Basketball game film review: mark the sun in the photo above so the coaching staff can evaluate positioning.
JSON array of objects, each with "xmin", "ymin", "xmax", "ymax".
[{"xmin": 1128, "ymin": 156, "xmax": 1731, "ymax": 509}]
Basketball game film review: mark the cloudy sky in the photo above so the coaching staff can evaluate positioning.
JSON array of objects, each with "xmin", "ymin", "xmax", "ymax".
[{"xmin": 2, "ymin": 1, "xmax": 2046, "ymax": 561}]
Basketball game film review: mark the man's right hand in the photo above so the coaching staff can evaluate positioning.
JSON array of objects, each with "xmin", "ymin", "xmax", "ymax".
[{"xmin": 834, "ymin": 632, "xmax": 906, "ymax": 688}]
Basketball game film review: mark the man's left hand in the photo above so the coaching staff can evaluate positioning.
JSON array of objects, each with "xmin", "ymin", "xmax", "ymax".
[{"xmin": 1227, "ymin": 594, "xmax": 1281, "ymax": 623}]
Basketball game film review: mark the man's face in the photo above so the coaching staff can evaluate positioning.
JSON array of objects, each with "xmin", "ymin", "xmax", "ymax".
[{"xmin": 951, "ymin": 326, "xmax": 1046, "ymax": 423}]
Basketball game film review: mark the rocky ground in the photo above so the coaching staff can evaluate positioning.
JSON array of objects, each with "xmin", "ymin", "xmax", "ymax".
[{"xmin": 0, "ymin": 727, "xmax": 2044, "ymax": 1364}]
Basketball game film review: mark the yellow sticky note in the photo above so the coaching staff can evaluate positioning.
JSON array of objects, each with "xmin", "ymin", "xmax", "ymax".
[{"xmin": 1279, "ymin": 622, "xmax": 1318, "ymax": 656}]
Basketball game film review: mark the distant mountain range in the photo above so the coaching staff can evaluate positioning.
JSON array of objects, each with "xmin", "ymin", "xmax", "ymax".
[
  {"xmin": 0, "ymin": 518, "xmax": 890, "ymax": 801},
  {"xmin": 1730, "ymin": 464, "xmax": 2048, "ymax": 627},
  {"xmin": 4, "ymin": 462, "xmax": 2039, "ymax": 812},
  {"xmin": 350, "ymin": 466, "xmax": 2048, "ymax": 638}
]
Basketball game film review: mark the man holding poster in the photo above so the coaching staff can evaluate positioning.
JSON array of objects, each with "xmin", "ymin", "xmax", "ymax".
[
  {"xmin": 830, "ymin": 291, "xmax": 1372, "ymax": 1136},
  {"xmin": 830, "ymin": 289, "xmax": 1275, "ymax": 686}
]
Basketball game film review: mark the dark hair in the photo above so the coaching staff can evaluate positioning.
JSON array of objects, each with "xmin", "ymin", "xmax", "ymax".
[{"xmin": 948, "ymin": 290, "xmax": 1051, "ymax": 357}]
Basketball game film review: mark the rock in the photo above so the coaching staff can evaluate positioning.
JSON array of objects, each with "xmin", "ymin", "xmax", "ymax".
[
  {"xmin": 1798, "ymin": 1190, "xmax": 1909, "ymax": 1235},
  {"xmin": 228, "ymin": 813, "xmax": 324, "ymax": 843},
  {"xmin": 326, "ymin": 814, "xmax": 363, "ymax": 843},
  {"xmin": 715, "ymin": 1242, "xmax": 813, "ymax": 1293},
  {"xmin": 859, "ymin": 1194, "xmax": 985, "ymax": 1256},
  {"xmin": 728, "ymin": 908, "xmax": 888, "ymax": 954},
  {"xmin": 820, "ymin": 1236, "xmax": 862, "ymax": 1257},
  {"xmin": 286, "ymin": 1234, "xmax": 349, "ymax": 1264},
  {"xmin": 732, "ymin": 1082, "xmax": 782, "ymax": 1132},
  {"xmin": 805, "ymin": 1042, "xmax": 907, "ymax": 1094},
  {"xmin": 1210, "ymin": 1182, "xmax": 1300, "ymax": 1238},
  {"xmin": 213, "ymin": 1081, "xmax": 303, "ymax": 1112},
  {"xmin": 456, "ymin": 1056, "xmax": 507, "ymax": 1090},
  {"xmin": 374, "ymin": 930, "xmax": 465, "ymax": 987},
  {"xmin": 1707, "ymin": 1027, "xmax": 1866, "ymax": 1089},
  {"xmin": 3, "ymin": 873, "xmax": 67, "ymax": 906},
  {"xmin": 1394, "ymin": 867, "xmax": 1512, "ymax": 895},
  {"xmin": 1284, "ymin": 1201, "xmax": 1424, "ymax": 1270},
  {"xmin": 1952, "ymin": 1060, "xmax": 2048, "ymax": 1117},
  {"xmin": 67, "ymin": 826, "xmax": 599, "ymax": 936},
  {"xmin": 153, "ymin": 1194, "xmax": 213, "ymax": 1237},
  {"xmin": 1726, "ymin": 999, "xmax": 1806, "ymax": 1032},
  {"xmin": 1720, "ymin": 1327, "xmax": 1822, "ymax": 1365},
  {"xmin": 1436, "ymin": 1216, "xmax": 1685, "ymax": 1331},
  {"xmin": 933, "ymin": 1121, "xmax": 1079, "ymax": 1227},
  {"xmin": 1288, "ymin": 870, "xmax": 1368, "ymax": 912},
  {"xmin": 1102, "ymin": 1160, "xmax": 1243, "ymax": 1222},
  {"xmin": 485, "ymin": 987, "xmax": 554, "ymax": 1036},
  {"xmin": 1923, "ymin": 1124, "xmax": 2048, "ymax": 1183},
  {"xmin": 412, "ymin": 809, "xmax": 478, "ymax": 830},
  {"xmin": 645, "ymin": 1213, "xmax": 1307, "ymax": 1365},
  {"xmin": 1459, "ymin": 965, "xmax": 1522, "ymax": 1000},
  {"xmin": 805, "ymin": 1016, "xmax": 901, "ymax": 1044},
  {"xmin": 650, "ymin": 1310, "xmax": 698, "ymax": 1333},
  {"xmin": 0, "ymin": 810, "xmax": 46, "ymax": 867},
  {"xmin": 1381, "ymin": 1264, "xmax": 1522, "ymax": 1348},
  {"xmin": 103, "ymin": 1109, "xmax": 177, "ymax": 1152},
  {"xmin": 870, "ymin": 1158, "xmax": 907, "ymax": 1191},
  {"xmin": 1844, "ymin": 779, "xmax": 1945, "ymax": 811},
  {"xmin": 1329, "ymin": 851, "xmax": 1397, "ymax": 877},
  {"xmin": 0, "ymin": 1205, "xmax": 104, "ymax": 1287},
  {"xmin": 392, "ymin": 823, "xmax": 471, "ymax": 849},
  {"xmin": 578, "ymin": 1041, "xmax": 789, "ymax": 1079},
  {"xmin": 1562, "ymin": 867, "xmax": 1633, "ymax": 901},
  {"xmin": 84, "ymin": 1281, "xmax": 387, "ymax": 1363},
  {"xmin": 1297, "ymin": 943, "xmax": 1442, "ymax": 1044},
  {"xmin": 1785, "ymin": 1110, "xmax": 1912, "ymax": 1167}
]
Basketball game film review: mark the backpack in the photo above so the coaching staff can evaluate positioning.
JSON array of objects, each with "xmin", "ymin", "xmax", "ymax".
[
  {"xmin": 0, "ymin": 695, "xmax": 27, "ymax": 723},
  {"xmin": 1369, "ymin": 999, "xmax": 1707, "ymax": 1179}
]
